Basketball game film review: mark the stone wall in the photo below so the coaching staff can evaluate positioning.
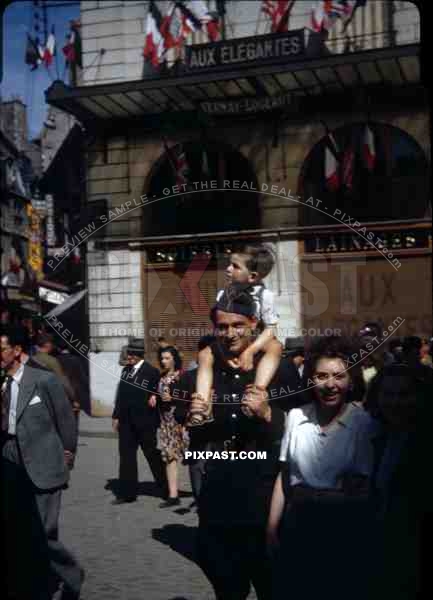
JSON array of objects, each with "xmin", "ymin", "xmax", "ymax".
[{"xmin": 80, "ymin": 1, "xmax": 419, "ymax": 86}]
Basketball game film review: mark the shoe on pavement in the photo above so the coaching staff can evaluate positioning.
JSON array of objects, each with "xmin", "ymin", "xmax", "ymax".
[
  {"xmin": 159, "ymin": 497, "xmax": 180, "ymax": 508},
  {"xmin": 111, "ymin": 497, "xmax": 136, "ymax": 505}
]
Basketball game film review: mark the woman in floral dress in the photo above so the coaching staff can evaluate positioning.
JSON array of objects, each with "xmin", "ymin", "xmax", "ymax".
[{"xmin": 153, "ymin": 346, "xmax": 189, "ymax": 507}]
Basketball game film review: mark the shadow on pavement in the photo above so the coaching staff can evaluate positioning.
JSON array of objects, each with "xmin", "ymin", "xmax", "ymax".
[
  {"xmin": 105, "ymin": 479, "xmax": 194, "ymax": 499},
  {"xmin": 152, "ymin": 524, "xmax": 198, "ymax": 564},
  {"xmin": 105, "ymin": 478, "xmax": 161, "ymax": 498}
]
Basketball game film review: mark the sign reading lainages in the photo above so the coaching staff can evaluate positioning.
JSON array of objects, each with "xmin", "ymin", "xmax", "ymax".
[{"xmin": 185, "ymin": 30, "xmax": 305, "ymax": 71}]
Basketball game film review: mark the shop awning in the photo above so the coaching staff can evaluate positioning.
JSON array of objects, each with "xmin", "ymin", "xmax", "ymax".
[{"xmin": 45, "ymin": 40, "xmax": 421, "ymax": 124}]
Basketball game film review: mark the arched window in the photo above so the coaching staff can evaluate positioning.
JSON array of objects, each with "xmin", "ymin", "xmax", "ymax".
[
  {"xmin": 144, "ymin": 141, "xmax": 259, "ymax": 236},
  {"xmin": 299, "ymin": 123, "xmax": 430, "ymax": 226}
]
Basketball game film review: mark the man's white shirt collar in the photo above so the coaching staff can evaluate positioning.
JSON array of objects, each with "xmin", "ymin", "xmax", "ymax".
[
  {"xmin": 11, "ymin": 362, "xmax": 25, "ymax": 384},
  {"xmin": 131, "ymin": 359, "xmax": 144, "ymax": 375}
]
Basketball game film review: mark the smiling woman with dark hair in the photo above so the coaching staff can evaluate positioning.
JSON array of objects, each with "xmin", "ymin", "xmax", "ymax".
[{"xmin": 267, "ymin": 336, "xmax": 378, "ymax": 600}]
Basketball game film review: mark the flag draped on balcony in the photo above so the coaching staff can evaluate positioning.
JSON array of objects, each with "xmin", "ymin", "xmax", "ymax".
[
  {"xmin": 362, "ymin": 125, "xmax": 376, "ymax": 171},
  {"xmin": 62, "ymin": 20, "xmax": 82, "ymax": 68},
  {"xmin": 325, "ymin": 132, "xmax": 340, "ymax": 191},
  {"xmin": 310, "ymin": 0, "xmax": 367, "ymax": 33},
  {"xmin": 163, "ymin": 138, "xmax": 191, "ymax": 187},
  {"xmin": 262, "ymin": 1, "xmax": 292, "ymax": 33},
  {"xmin": 160, "ymin": 3, "xmax": 183, "ymax": 49},
  {"xmin": 176, "ymin": 1, "xmax": 220, "ymax": 41},
  {"xmin": 43, "ymin": 26, "xmax": 56, "ymax": 67},
  {"xmin": 341, "ymin": 136, "xmax": 355, "ymax": 189},
  {"xmin": 25, "ymin": 34, "xmax": 43, "ymax": 70},
  {"xmin": 174, "ymin": 145, "xmax": 190, "ymax": 187},
  {"xmin": 176, "ymin": 1, "xmax": 202, "ymax": 37},
  {"xmin": 143, "ymin": 0, "xmax": 165, "ymax": 66},
  {"xmin": 186, "ymin": 0, "xmax": 221, "ymax": 41}
]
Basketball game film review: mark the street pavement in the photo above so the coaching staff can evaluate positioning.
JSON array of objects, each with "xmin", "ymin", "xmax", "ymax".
[{"xmin": 61, "ymin": 413, "xmax": 258, "ymax": 600}]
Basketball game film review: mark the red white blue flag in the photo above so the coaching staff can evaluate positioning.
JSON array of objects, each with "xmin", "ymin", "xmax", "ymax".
[
  {"xmin": 143, "ymin": 1, "xmax": 165, "ymax": 66},
  {"xmin": 43, "ymin": 26, "xmax": 56, "ymax": 67},
  {"xmin": 363, "ymin": 125, "xmax": 376, "ymax": 171},
  {"xmin": 262, "ymin": 1, "xmax": 292, "ymax": 33},
  {"xmin": 325, "ymin": 132, "xmax": 340, "ymax": 191},
  {"xmin": 310, "ymin": 1, "xmax": 366, "ymax": 33}
]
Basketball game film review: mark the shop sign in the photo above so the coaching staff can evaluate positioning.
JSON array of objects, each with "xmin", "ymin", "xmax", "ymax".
[
  {"xmin": 38, "ymin": 286, "xmax": 69, "ymax": 305},
  {"xmin": 200, "ymin": 92, "xmax": 298, "ymax": 115},
  {"xmin": 45, "ymin": 194, "xmax": 56, "ymax": 247},
  {"xmin": 304, "ymin": 229, "xmax": 431, "ymax": 254},
  {"xmin": 27, "ymin": 204, "xmax": 44, "ymax": 280},
  {"xmin": 185, "ymin": 30, "xmax": 305, "ymax": 71}
]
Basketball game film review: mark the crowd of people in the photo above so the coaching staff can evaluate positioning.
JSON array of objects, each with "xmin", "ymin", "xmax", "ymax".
[{"xmin": 1, "ymin": 242, "xmax": 431, "ymax": 599}]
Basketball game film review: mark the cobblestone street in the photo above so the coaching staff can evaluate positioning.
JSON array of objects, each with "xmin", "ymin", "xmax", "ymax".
[{"xmin": 61, "ymin": 414, "xmax": 257, "ymax": 600}]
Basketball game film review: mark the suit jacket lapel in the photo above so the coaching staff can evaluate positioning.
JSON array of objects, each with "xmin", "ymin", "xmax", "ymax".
[{"xmin": 16, "ymin": 366, "xmax": 37, "ymax": 422}]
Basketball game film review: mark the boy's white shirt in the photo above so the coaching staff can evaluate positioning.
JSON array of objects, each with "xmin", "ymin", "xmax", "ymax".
[{"xmin": 216, "ymin": 285, "xmax": 279, "ymax": 326}]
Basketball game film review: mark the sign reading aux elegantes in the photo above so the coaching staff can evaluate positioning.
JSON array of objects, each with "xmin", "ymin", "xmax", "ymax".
[{"xmin": 185, "ymin": 30, "xmax": 305, "ymax": 71}]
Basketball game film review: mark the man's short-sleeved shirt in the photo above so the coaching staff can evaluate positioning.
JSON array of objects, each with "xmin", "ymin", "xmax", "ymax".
[
  {"xmin": 173, "ymin": 349, "xmax": 287, "ymax": 525},
  {"xmin": 279, "ymin": 402, "xmax": 377, "ymax": 489},
  {"xmin": 216, "ymin": 285, "xmax": 279, "ymax": 326}
]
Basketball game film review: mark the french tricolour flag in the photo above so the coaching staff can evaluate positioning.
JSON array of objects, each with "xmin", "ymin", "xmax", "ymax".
[
  {"xmin": 143, "ymin": 1, "xmax": 164, "ymax": 67},
  {"xmin": 325, "ymin": 132, "xmax": 340, "ymax": 191},
  {"xmin": 363, "ymin": 125, "xmax": 376, "ymax": 171},
  {"xmin": 43, "ymin": 27, "xmax": 56, "ymax": 67}
]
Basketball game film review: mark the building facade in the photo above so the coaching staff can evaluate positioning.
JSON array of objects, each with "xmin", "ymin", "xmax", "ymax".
[
  {"xmin": 0, "ymin": 100, "xmax": 43, "ymax": 319},
  {"xmin": 47, "ymin": 1, "xmax": 431, "ymax": 415}
]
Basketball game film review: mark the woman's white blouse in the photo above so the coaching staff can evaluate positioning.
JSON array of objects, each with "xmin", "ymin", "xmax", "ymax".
[{"xmin": 279, "ymin": 402, "xmax": 377, "ymax": 489}]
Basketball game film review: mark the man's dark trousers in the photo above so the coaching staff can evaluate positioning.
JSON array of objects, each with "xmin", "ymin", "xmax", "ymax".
[
  {"xmin": 118, "ymin": 423, "xmax": 167, "ymax": 498},
  {"xmin": 197, "ymin": 524, "xmax": 273, "ymax": 600},
  {"xmin": 2, "ymin": 444, "xmax": 82, "ymax": 600},
  {"xmin": 113, "ymin": 361, "xmax": 167, "ymax": 499}
]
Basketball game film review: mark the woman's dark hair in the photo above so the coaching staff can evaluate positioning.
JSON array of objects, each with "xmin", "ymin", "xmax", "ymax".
[
  {"xmin": 158, "ymin": 345, "xmax": 182, "ymax": 371},
  {"xmin": 365, "ymin": 362, "xmax": 432, "ymax": 422},
  {"xmin": 304, "ymin": 335, "xmax": 365, "ymax": 404}
]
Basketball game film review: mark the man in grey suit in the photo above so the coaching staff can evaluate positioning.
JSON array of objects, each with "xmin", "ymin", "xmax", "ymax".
[{"xmin": 0, "ymin": 325, "xmax": 84, "ymax": 600}]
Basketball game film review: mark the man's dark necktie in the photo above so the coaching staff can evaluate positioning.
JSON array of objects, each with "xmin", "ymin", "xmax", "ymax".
[{"xmin": 1, "ymin": 376, "xmax": 13, "ymax": 432}]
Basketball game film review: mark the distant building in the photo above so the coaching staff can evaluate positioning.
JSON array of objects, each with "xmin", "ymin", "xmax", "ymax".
[
  {"xmin": 40, "ymin": 105, "xmax": 76, "ymax": 173},
  {"xmin": 0, "ymin": 122, "xmax": 41, "ymax": 317}
]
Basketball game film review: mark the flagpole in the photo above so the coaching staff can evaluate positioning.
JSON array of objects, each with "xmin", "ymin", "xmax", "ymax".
[
  {"xmin": 54, "ymin": 25, "xmax": 60, "ymax": 79},
  {"xmin": 255, "ymin": 2, "xmax": 263, "ymax": 35},
  {"xmin": 216, "ymin": 0, "xmax": 226, "ymax": 40},
  {"xmin": 286, "ymin": 0, "xmax": 296, "ymax": 30},
  {"xmin": 42, "ymin": 0, "xmax": 48, "ymax": 47}
]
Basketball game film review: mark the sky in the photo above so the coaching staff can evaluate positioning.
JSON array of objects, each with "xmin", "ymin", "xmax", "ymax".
[{"xmin": 1, "ymin": 0, "xmax": 79, "ymax": 139}]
